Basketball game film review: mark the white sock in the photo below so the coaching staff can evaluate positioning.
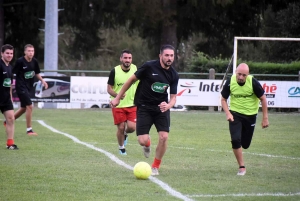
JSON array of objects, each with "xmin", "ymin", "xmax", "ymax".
[
  {"xmin": 119, "ymin": 145, "xmax": 125, "ymax": 149},
  {"xmin": 27, "ymin": 127, "xmax": 32, "ymax": 131}
]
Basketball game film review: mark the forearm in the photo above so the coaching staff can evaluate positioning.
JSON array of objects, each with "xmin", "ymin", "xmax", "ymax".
[
  {"xmin": 261, "ymin": 97, "xmax": 268, "ymax": 119},
  {"xmin": 168, "ymin": 95, "xmax": 176, "ymax": 109},
  {"xmin": 221, "ymin": 98, "xmax": 230, "ymax": 115}
]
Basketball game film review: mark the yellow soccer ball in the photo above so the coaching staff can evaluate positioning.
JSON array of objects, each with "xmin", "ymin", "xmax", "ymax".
[{"xmin": 133, "ymin": 162, "xmax": 152, "ymax": 179}]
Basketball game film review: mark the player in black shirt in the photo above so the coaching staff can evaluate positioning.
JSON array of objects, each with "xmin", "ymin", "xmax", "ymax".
[
  {"xmin": 1, "ymin": 44, "xmax": 18, "ymax": 149},
  {"xmin": 13, "ymin": 44, "xmax": 48, "ymax": 135},
  {"xmin": 111, "ymin": 45, "xmax": 179, "ymax": 176}
]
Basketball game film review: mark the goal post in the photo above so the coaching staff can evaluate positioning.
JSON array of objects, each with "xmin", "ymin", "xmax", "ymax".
[
  {"xmin": 233, "ymin": 36, "xmax": 300, "ymax": 73},
  {"xmin": 218, "ymin": 36, "xmax": 300, "ymax": 111}
]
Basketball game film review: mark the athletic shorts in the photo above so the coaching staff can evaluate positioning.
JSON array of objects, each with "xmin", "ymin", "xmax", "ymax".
[
  {"xmin": 17, "ymin": 90, "xmax": 32, "ymax": 108},
  {"xmin": 112, "ymin": 106, "xmax": 137, "ymax": 125},
  {"xmin": 0, "ymin": 103, "xmax": 13, "ymax": 114},
  {"xmin": 136, "ymin": 105, "xmax": 170, "ymax": 136},
  {"xmin": 229, "ymin": 111, "xmax": 257, "ymax": 149}
]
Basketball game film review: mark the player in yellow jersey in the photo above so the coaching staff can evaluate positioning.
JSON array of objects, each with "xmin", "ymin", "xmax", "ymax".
[
  {"xmin": 107, "ymin": 50, "xmax": 139, "ymax": 155},
  {"xmin": 221, "ymin": 63, "xmax": 269, "ymax": 176}
]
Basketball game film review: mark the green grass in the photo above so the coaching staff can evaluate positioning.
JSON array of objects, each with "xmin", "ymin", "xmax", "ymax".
[{"xmin": 1, "ymin": 109, "xmax": 300, "ymax": 201}]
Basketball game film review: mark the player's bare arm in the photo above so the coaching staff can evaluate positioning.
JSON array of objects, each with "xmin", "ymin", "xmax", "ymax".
[
  {"xmin": 107, "ymin": 84, "xmax": 125, "ymax": 100},
  {"xmin": 259, "ymin": 94, "xmax": 269, "ymax": 128},
  {"xmin": 111, "ymin": 74, "xmax": 138, "ymax": 107},
  {"xmin": 221, "ymin": 96, "xmax": 234, "ymax": 122},
  {"xmin": 35, "ymin": 74, "xmax": 48, "ymax": 89}
]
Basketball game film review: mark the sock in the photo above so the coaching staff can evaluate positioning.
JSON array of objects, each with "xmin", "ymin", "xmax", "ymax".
[
  {"xmin": 119, "ymin": 145, "xmax": 125, "ymax": 149},
  {"xmin": 7, "ymin": 139, "xmax": 14, "ymax": 146},
  {"xmin": 152, "ymin": 158, "xmax": 161, "ymax": 169},
  {"xmin": 145, "ymin": 138, "xmax": 151, "ymax": 147},
  {"xmin": 27, "ymin": 127, "xmax": 32, "ymax": 132}
]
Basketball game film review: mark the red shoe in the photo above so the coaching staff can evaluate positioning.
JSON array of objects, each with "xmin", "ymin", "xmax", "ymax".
[{"xmin": 27, "ymin": 130, "xmax": 38, "ymax": 136}]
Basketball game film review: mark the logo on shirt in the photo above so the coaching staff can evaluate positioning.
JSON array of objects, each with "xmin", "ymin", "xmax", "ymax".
[
  {"xmin": 152, "ymin": 73, "xmax": 158, "ymax": 76},
  {"xmin": 24, "ymin": 71, "xmax": 35, "ymax": 79},
  {"xmin": 3, "ymin": 72, "xmax": 7, "ymax": 74},
  {"xmin": 23, "ymin": 66, "xmax": 27, "ymax": 69},
  {"xmin": 3, "ymin": 78, "xmax": 11, "ymax": 87},
  {"xmin": 151, "ymin": 82, "xmax": 169, "ymax": 93}
]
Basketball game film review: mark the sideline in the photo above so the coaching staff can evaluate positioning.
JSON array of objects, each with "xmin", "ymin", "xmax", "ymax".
[{"xmin": 37, "ymin": 120, "xmax": 194, "ymax": 201}]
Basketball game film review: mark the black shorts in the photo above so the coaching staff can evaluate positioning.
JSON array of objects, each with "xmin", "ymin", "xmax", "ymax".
[
  {"xmin": 0, "ymin": 103, "xmax": 14, "ymax": 114},
  {"xmin": 136, "ymin": 105, "xmax": 170, "ymax": 135},
  {"xmin": 229, "ymin": 111, "xmax": 257, "ymax": 149},
  {"xmin": 17, "ymin": 90, "xmax": 32, "ymax": 108}
]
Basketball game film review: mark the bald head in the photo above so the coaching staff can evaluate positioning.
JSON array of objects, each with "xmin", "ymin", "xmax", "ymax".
[{"xmin": 235, "ymin": 63, "xmax": 249, "ymax": 83}]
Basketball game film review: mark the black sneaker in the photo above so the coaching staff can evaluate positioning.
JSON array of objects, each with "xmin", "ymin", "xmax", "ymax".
[
  {"xmin": 119, "ymin": 148, "xmax": 127, "ymax": 155},
  {"xmin": 7, "ymin": 144, "xmax": 19, "ymax": 150}
]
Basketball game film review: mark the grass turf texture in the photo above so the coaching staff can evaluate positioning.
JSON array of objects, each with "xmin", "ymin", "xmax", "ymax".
[{"xmin": 0, "ymin": 109, "xmax": 299, "ymax": 201}]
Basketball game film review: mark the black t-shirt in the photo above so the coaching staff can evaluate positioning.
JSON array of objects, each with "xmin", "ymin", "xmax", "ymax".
[
  {"xmin": 221, "ymin": 77, "xmax": 265, "ymax": 99},
  {"xmin": 134, "ymin": 60, "xmax": 179, "ymax": 106},
  {"xmin": 13, "ymin": 57, "xmax": 41, "ymax": 92},
  {"xmin": 0, "ymin": 59, "xmax": 13, "ymax": 106}
]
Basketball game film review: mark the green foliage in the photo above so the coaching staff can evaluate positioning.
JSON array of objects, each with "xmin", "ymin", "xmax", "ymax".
[
  {"xmin": 1, "ymin": 109, "xmax": 300, "ymax": 201},
  {"xmin": 189, "ymin": 51, "xmax": 300, "ymax": 74}
]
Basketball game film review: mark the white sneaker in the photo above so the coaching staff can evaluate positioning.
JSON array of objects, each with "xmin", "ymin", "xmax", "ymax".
[
  {"xmin": 143, "ymin": 146, "xmax": 150, "ymax": 158},
  {"xmin": 237, "ymin": 169, "xmax": 246, "ymax": 176},
  {"xmin": 151, "ymin": 168, "xmax": 159, "ymax": 176}
]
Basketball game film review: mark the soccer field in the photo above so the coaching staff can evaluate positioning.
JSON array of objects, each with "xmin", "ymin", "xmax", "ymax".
[{"xmin": 1, "ymin": 109, "xmax": 299, "ymax": 201}]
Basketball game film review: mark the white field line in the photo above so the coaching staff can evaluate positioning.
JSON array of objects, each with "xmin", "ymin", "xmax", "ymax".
[
  {"xmin": 187, "ymin": 192, "xmax": 300, "ymax": 198},
  {"xmin": 208, "ymin": 149, "xmax": 300, "ymax": 160},
  {"xmin": 37, "ymin": 120, "xmax": 193, "ymax": 201}
]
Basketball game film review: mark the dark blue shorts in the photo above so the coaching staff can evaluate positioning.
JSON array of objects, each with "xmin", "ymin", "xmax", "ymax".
[
  {"xmin": 229, "ymin": 111, "xmax": 257, "ymax": 149},
  {"xmin": 136, "ymin": 105, "xmax": 170, "ymax": 135},
  {"xmin": 17, "ymin": 90, "xmax": 32, "ymax": 108},
  {"xmin": 0, "ymin": 102, "xmax": 13, "ymax": 113}
]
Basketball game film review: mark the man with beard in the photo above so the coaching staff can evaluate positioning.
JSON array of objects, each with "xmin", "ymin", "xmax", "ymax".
[
  {"xmin": 221, "ymin": 63, "xmax": 269, "ymax": 176},
  {"xmin": 107, "ymin": 49, "xmax": 139, "ymax": 155},
  {"xmin": 111, "ymin": 45, "xmax": 179, "ymax": 176},
  {"xmin": 1, "ymin": 44, "xmax": 18, "ymax": 149}
]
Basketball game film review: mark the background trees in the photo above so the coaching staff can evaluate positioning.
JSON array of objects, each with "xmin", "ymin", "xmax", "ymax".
[{"xmin": 2, "ymin": 0, "xmax": 300, "ymax": 71}]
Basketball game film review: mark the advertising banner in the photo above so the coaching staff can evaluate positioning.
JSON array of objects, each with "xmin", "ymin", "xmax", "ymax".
[
  {"xmin": 13, "ymin": 76, "xmax": 71, "ymax": 103},
  {"xmin": 176, "ymin": 79, "xmax": 300, "ymax": 108},
  {"xmin": 70, "ymin": 76, "xmax": 110, "ymax": 104}
]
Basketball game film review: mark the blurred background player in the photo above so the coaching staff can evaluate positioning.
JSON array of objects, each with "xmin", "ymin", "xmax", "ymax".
[
  {"xmin": 13, "ymin": 44, "xmax": 48, "ymax": 135},
  {"xmin": 1, "ymin": 44, "xmax": 18, "ymax": 149},
  {"xmin": 111, "ymin": 45, "xmax": 179, "ymax": 175},
  {"xmin": 107, "ymin": 49, "xmax": 138, "ymax": 155},
  {"xmin": 221, "ymin": 63, "xmax": 269, "ymax": 176}
]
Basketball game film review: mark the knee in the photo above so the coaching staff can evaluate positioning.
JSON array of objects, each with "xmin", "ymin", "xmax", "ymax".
[
  {"xmin": 138, "ymin": 135, "xmax": 149, "ymax": 146},
  {"xmin": 158, "ymin": 132, "xmax": 168, "ymax": 142},
  {"xmin": 242, "ymin": 142, "xmax": 250, "ymax": 149},
  {"xmin": 231, "ymin": 140, "xmax": 241, "ymax": 149}
]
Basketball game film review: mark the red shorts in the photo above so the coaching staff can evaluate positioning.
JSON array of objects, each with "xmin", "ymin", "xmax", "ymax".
[{"xmin": 112, "ymin": 106, "xmax": 137, "ymax": 125}]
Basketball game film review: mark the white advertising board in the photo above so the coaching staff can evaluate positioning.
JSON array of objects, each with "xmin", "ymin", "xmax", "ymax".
[
  {"xmin": 70, "ymin": 76, "xmax": 300, "ymax": 108},
  {"xmin": 70, "ymin": 76, "xmax": 110, "ymax": 104},
  {"xmin": 176, "ymin": 79, "xmax": 300, "ymax": 108}
]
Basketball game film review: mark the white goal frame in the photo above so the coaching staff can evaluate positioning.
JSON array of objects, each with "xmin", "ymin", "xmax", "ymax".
[{"xmin": 233, "ymin": 36, "xmax": 300, "ymax": 72}]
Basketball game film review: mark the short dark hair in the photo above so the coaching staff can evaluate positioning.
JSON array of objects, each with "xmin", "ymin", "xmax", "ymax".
[
  {"xmin": 1, "ymin": 44, "xmax": 14, "ymax": 53},
  {"xmin": 24, "ymin": 44, "xmax": 34, "ymax": 51},
  {"xmin": 120, "ymin": 49, "xmax": 132, "ymax": 57},
  {"xmin": 160, "ymin": 44, "xmax": 175, "ymax": 54}
]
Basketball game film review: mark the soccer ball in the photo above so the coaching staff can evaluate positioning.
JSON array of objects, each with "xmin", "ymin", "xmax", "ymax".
[{"xmin": 133, "ymin": 162, "xmax": 152, "ymax": 179}]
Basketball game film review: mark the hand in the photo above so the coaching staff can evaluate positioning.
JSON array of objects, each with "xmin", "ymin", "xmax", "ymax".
[
  {"xmin": 110, "ymin": 98, "xmax": 120, "ymax": 108},
  {"xmin": 159, "ymin": 101, "xmax": 169, "ymax": 113},
  {"xmin": 261, "ymin": 118, "xmax": 269, "ymax": 129},
  {"xmin": 43, "ymin": 81, "xmax": 48, "ymax": 89},
  {"xmin": 226, "ymin": 113, "xmax": 234, "ymax": 122}
]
